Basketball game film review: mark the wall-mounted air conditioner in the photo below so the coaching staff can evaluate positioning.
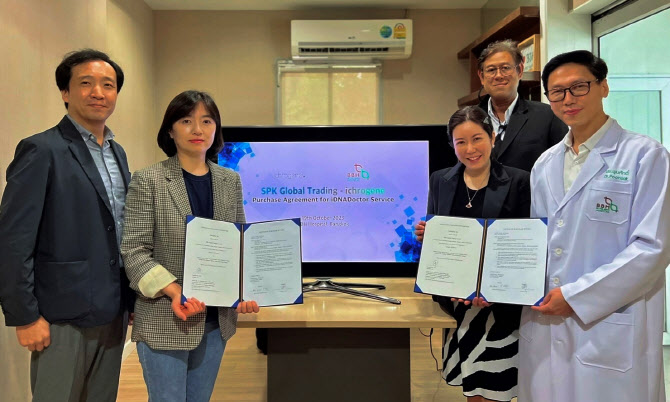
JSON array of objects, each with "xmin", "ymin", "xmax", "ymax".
[{"xmin": 291, "ymin": 19, "xmax": 412, "ymax": 61}]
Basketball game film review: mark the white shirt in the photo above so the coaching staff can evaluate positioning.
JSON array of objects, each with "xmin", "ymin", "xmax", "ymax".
[
  {"xmin": 487, "ymin": 93, "xmax": 519, "ymax": 141},
  {"xmin": 562, "ymin": 117, "xmax": 613, "ymax": 193}
]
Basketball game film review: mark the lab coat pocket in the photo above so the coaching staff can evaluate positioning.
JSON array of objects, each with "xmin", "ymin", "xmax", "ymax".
[
  {"xmin": 576, "ymin": 312, "xmax": 634, "ymax": 372},
  {"xmin": 584, "ymin": 181, "xmax": 632, "ymax": 225}
]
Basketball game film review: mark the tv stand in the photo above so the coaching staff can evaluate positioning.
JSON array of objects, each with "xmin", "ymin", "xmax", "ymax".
[
  {"xmin": 238, "ymin": 278, "xmax": 456, "ymax": 402},
  {"xmin": 303, "ymin": 278, "xmax": 401, "ymax": 304}
]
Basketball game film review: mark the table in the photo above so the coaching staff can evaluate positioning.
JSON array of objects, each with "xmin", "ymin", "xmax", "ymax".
[{"xmin": 237, "ymin": 278, "xmax": 456, "ymax": 402}]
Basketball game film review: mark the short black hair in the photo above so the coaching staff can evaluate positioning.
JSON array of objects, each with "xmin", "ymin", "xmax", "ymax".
[
  {"xmin": 542, "ymin": 50, "xmax": 608, "ymax": 92},
  {"xmin": 157, "ymin": 90, "xmax": 224, "ymax": 160},
  {"xmin": 447, "ymin": 105, "xmax": 494, "ymax": 147},
  {"xmin": 477, "ymin": 39, "xmax": 524, "ymax": 71},
  {"xmin": 55, "ymin": 49, "xmax": 124, "ymax": 109}
]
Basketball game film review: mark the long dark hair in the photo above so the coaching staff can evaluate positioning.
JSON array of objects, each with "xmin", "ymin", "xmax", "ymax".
[{"xmin": 157, "ymin": 90, "xmax": 223, "ymax": 160}]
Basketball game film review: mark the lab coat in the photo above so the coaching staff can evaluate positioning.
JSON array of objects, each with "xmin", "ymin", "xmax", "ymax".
[{"xmin": 518, "ymin": 120, "xmax": 670, "ymax": 402}]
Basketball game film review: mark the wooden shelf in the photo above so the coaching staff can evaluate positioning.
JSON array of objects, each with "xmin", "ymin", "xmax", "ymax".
[
  {"xmin": 457, "ymin": 7, "xmax": 540, "ymax": 59},
  {"xmin": 457, "ymin": 72, "xmax": 541, "ymax": 107},
  {"xmin": 456, "ymin": 6, "xmax": 541, "ymax": 106}
]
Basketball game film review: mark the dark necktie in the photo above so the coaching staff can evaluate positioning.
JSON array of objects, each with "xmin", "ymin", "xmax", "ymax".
[{"xmin": 498, "ymin": 123, "xmax": 508, "ymax": 142}]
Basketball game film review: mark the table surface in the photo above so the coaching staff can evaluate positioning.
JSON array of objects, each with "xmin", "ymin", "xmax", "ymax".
[{"xmin": 237, "ymin": 278, "xmax": 457, "ymax": 329}]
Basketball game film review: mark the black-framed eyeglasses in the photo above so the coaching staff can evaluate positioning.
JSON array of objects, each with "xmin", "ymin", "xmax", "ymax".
[
  {"xmin": 545, "ymin": 80, "xmax": 599, "ymax": 102},
  {"xmin": 482, "ymin": 64, "xmax": 518, "ymax": 78}
]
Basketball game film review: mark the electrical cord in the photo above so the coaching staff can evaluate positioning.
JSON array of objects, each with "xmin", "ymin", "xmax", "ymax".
[{"xmin": 418, "ymin": 328, "xmax": 440, "ymax": 372}]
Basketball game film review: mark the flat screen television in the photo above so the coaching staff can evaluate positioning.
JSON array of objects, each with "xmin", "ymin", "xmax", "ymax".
[{"xmin": 217, "ymin": 125, "xmax": 456, "ymax": 277}]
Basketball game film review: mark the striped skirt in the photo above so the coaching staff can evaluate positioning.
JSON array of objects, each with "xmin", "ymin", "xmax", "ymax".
[{"xmin": 442, "ymin": 302, "xmax": 522, "ymax": 402}]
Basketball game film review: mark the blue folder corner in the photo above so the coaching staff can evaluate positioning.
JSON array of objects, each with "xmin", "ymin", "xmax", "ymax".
[
  {"xmin": 414, "ymin": 283, "xmax": 423, "ymax": 293},
  {"xmin": 186, "ymin": 215, "xmax": 196, "ymax": 224},
  {"xmin": 291, "ymin": 218, "xmax": 301, "ymax": 226},
  {"xmin": 533, "ymin": 297, "xmax": 545, "ymax": 307},
  {"xmin": 293, "ymin": 293, "xmax": 304, "ymax": 304},
  {"xmin": 466, "ymin": 291, "xmax": 477, "ymax": 301},
  {"xmin": 232, "ymin": 300, "xmax": 240, "ymax": 308}
]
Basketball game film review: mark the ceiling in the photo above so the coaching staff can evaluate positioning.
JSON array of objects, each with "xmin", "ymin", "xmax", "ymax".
[{"xmin": 143, "ymin": 0, "xmax": 490, "ymax": 11}]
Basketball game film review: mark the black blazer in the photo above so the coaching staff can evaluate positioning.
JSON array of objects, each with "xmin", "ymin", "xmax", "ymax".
[
  {"xmin": 427, "ymin": 160, "xmax": 530, "ymax": 328},
  {"xmin": 427, "ymin": 160, "xmax": 530, "ymax": 219},
  {"xmin": 480, "ymin": 96, "xmax": 568, "ymax": 172},
  {"xmin": 0, "ymin": 116, "xmax": 133, "ymax": 327}
]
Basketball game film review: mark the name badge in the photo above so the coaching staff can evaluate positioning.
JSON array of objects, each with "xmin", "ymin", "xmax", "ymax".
[{"xmin": 603, "ymin": 169, "xmax": 630, "ymax": 182}]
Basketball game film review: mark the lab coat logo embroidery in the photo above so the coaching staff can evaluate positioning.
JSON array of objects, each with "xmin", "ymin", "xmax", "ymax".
[{"xmin": 596, "ymin": 197, "xmax": 618, "ymax": 213}]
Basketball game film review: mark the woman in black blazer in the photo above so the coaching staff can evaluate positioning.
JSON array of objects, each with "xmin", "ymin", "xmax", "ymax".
[{"xmin": 415, "ymin": 106, "xmax": 530, "ymax": 402}]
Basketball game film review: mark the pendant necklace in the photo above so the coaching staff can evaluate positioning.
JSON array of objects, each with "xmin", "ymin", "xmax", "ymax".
[
  {"xmin": 464, "ymin": 173, "xmax": 489, "ymax": 208},
  {"xmin": 465, "ymin": 186, "xmax": 479, "ymax": 209}
]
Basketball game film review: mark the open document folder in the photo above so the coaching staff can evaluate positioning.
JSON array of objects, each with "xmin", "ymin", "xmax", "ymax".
[
  {"xmin": 414, "ymin": 215, "xmax": 548, "ymax": 306},
  {"xmin": 182, "ymin": 216, "xmax": 303, "ymax": 307}
]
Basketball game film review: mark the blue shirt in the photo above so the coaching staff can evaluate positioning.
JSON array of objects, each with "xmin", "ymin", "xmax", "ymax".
[{"xmin": 66, "ymin": 115, "xmax": 126, "ymax": 264}]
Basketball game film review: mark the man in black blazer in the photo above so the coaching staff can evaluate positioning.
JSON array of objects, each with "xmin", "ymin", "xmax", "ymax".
[
  {"xmin": 477, "ymin": 40, "xmax": 567, "ymax": 172},
  {"xmin": 480, "ymin": 95, "xmax": 567, "ymax": 172},
  {"xmin": 0, "ymin": 49, "xmax": 132, "ymax": 402}
]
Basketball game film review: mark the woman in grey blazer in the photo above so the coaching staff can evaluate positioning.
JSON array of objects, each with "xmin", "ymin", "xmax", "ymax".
[{"xmin": 121, "ymin": 91, "xmax": 259, "ymax": 402}]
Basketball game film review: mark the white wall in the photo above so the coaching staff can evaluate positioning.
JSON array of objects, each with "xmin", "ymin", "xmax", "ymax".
[{"xmin": 539, "ymin": 0, "xmax": 591, "ymax": 100}]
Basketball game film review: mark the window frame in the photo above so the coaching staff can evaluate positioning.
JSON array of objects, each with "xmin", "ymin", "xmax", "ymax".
[{"xmin": 275, "ymin": 59, "xmax": 382, "ymax": 125}]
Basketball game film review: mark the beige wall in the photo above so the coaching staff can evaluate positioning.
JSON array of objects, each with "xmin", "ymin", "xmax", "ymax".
[
  {"xmin": 107, "ymin": 0, "xmax": 158, "ymax": 170},
  {"xmin": 0, "ymin": 0, "xmax": 154, "ymax": 400},
  {"xmin": 154, "ymin": 9, "xmax": 480, "ymax": 126},
  {"xmin": 0, "ymin": 0, "xmax": 106, "ymax": 194}
]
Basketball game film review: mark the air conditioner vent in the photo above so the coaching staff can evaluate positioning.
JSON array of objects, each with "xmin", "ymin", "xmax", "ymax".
[
  {"xmin": 292, "ymin": 20, "xmax": 412, "ymax": 60},
  {"xmin": 298, "ymin": 47, "xmax": 397, "ymax": 54}
]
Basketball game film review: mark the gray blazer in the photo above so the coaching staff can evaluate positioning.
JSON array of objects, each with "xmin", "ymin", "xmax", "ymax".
[{"xmin": 121, "ymin": 156, "xmax": 245, "ymax": 350}]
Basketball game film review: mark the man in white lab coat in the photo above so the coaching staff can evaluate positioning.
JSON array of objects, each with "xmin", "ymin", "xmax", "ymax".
[{"xmin": 518, "ymin": 50, "xmax": 670, "ymax": 401}]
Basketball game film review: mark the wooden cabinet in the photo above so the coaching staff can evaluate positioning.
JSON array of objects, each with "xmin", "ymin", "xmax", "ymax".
[{"xmin": 457, "ymin": 7, "xmax": 541, "ymax": 107}]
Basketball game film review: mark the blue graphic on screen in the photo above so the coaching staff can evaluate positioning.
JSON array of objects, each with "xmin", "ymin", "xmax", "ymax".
[{"xmin": 218, "ymin": 141, "xmax": 428, "ymax": 263}]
